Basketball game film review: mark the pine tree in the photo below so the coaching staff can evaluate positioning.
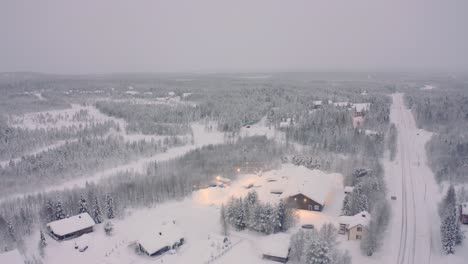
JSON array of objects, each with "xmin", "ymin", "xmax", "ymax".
[
  {"xmin": 7, "ymin": 221, "xmax": 16, "ymax": 242},
  {"xmin": 55, "ymin": 200, "xmax": 65, "ymax": 220},
  {"xmin": 341, "ymin": 194, "xmax": 352, "ymax": 216},
  {"xmin": 93, "ymin": 196, "xmax": 103, "ymax": 224},
  {"xmin": 303, "ymin": 240, "xmax": 331, "ymax": 264},
  {"xmin": 45, "ymin": 200, "xmax": 55, "ymax": 222},
  {"xmin": 220, "ymin": 204, "xmax": 229, "ymax": 236},
  {"xmin": 233, "ymin": 198, "xmax": 246, "ymax": 230},
  {"xmin": 441, "ymin": 207, "xmax": 457, "ymax": 254},
  {"xmin": 273, "ymin": 200, "xmax": 287, "ymax": 233},
  {"xmin": 105, "ymin": 194, "xmax": 114, "ymax": 219},
  {"xmin": 78, "ymin": 195, "xmax": 88, "ymax": 214},
  {"xmin": 38, "ymin": 230, "xmax": 47, "ymax": 258}
]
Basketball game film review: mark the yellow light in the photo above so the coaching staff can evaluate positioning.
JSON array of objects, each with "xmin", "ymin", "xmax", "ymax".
[
  {"xmin": 294, "ymin": 198, "xmax": 297, "ymax": 201},
  {"xmin": 236, "ymin": 168, "xmax": 241, "ymax": 173},
  {"xmin": 303, "ymin": 198, "xmax": 307, "ymax": 202},
  {"xmin": 216, "ymin": 176, "xmax": 221, "ymax": 181}
]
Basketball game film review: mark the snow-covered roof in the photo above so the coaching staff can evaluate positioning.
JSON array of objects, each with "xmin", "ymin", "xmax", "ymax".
[
  {"xmin": 182, "ymin": 92, "xmax": 192, "ymax": 98},
  {"xmin": 279, "ymin": 121, "xmax": 290, "ymax": 128},
  {"xmin": 259, "ymin": 233, "xmax": 290, "ymax": 258},
  {"xmin": 138, "ymin": 222, "xmax": 184, "ymax": 255},
  {"xmin": 125, "ymin": 90, "xmax": 139, "ymax": 95},
  {"xmin": 333, "ymin": 102, "xmax": 350, "ymax": 107},
  {"xmin": 47, "ymin": 213, "xmax": 95, "ymax": 237},
  {"xmin": 313, "ymin": 100, "xmax": 322, "ymax": 106},
  {"xmin": 461, "ymin": 203, "xmax": 468, "ymax": 215},
  {"xmin": 0, "ymin": 249, "xmax": 24, "ymax": 264},
  {"xmin": 352, "ymin": 103, "xmax": 370, "ymax": 113},
  {"xmin": 338, "ymin": 211, "xmax": 371, "ymax": 228},
  {"xmin": 280, "ymin": 164, "xmax": 333, "ymax": 206},
  {"xmin": 365, "ymin": 130, "xmax": 378, "ymax": 135},
  {"xmin": 344, "ymin": 186, "xmax": 354, "ymax": 193}
]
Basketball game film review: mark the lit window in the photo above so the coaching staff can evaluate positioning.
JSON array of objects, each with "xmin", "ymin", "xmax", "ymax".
[
  {"xmin": 303, "ymin": 198, "xmax": 307, "ymax": 202},
  {"xmin": 294, "ymin": 198, "xmax": 297, "ymax": 201}
]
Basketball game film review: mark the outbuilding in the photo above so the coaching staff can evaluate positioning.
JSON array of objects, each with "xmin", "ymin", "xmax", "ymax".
[
  {"xmin": 260, "ymin": 233, "xmax": 290, "ymax": 263},
  {"xmin": 138, "ymin": 221, "xmax": 185, "ymax": 257},
  {"xmin": 344, "ymin": 186, "xmax": 354, "ymax": 194},
  {"xmin": 46, "ymin": 212, "xmax": 95, "ymax": 240}
]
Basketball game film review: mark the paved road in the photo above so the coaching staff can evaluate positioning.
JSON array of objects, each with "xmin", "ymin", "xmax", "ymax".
[{"xmin": 389, "ymin": 93, "xmax": 441, "ymax": 264}]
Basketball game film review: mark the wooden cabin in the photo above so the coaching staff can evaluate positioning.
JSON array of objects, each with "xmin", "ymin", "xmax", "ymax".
[
  {"xmin": 46, "ymin": 212, "xmax": 95, "ymax": 241},
  {"xmin": 138, "ymin": 221, "xmax": 185, "ymax": 257}
]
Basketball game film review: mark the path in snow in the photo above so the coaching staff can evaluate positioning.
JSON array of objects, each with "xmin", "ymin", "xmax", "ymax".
[{"xmin": 385, "ymin": 93, "xmax": 442, "ymax": 264}]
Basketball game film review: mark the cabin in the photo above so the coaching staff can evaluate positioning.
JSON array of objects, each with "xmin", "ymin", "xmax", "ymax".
[
  {"xmin": 46, "ymin": 212, "xmax": 95, "ymax": 241},
  {"xmin": 260, "ymin": 233, "xmax": 290, "ymax": 263},
  {"xmin": 344, "ymin": 186, "xmax": 354, "ymax": 195},
  {"xmin": 0, "ymin": 249, "xmax": 24, "ymax": 264},
  {"xmin": 459, "ymin": 203, "xmax": 468, "ymax": 224},
  {"xmin": 280, "ymin": 166, "xmax": 333, "ymax": 212},
  {"xmin": 138, "ymin": 222, "xmax": 185, "ymax": 257},
  {"xmin": 338, "ymin": 211, "xmax": 371, "ymax": 240},
  {"xmin": 352, "ymin": 103, "xmax": 370, "ymax": 117}
]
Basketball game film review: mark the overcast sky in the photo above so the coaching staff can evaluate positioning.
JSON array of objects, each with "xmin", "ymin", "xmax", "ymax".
[{"xmin": 1, "ymin": 0, "xmax": 467, "ymax": 74}]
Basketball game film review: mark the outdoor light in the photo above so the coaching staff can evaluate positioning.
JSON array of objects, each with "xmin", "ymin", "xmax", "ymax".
[
  {"xmin": 236, "ymin": 168, "xmax": 241, "ymax": 173},
  {"xmin": 304, "ymin": 198, "xmax": 307, "ymax": 202}
]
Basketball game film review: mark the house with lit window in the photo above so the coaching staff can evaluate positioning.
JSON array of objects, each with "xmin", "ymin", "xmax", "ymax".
[
  {"xmin": 280, "ymin": 165, "xmax": 334, "ymax": 212},
  {"xmin": 338, "ymin": 211, "xmax": 371, "ymax": 240}
]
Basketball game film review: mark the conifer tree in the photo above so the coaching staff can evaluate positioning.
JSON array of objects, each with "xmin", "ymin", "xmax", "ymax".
[
  {"xmin": 105, "ymin": 194, "xmax": 114, "ymax": 219},
  {"xmin": 341, "ymin": 194, "xmax": 352, "ymax": 216},
  {"xmin": 55, "ymin": 200, "xmax": 65, "ymax": 220},
  {"xmin": 93, "ymin": 196, "xmax": 103, "ymax": 224},
  {"xmin": 38, "ymin": 230, "xmax": 47, "ymax": 257},
  {"xmin": 78, "ymin": 195, "xmax": 88, "ymax": 214}
]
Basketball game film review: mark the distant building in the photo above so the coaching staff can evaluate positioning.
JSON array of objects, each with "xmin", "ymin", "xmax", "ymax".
[
  {"xmin": 46, "ymin": 212, "xmax": 95, "ymax": 240},
  {"xmin": 260, "ymin": 233, "xmax": 290, "ymax": 263},
  {"xmin": 0, "ymin": 249, "xmax": 24, "ymax": 264},
  {"xmin": 459, "ymin": 203, "xmax": 468, "ymax": 224},
  {"xmin": 338, "ymin": 211, "xmax": 371, "ymax": 240},
  {"xmin": 352, "ymin": 103, "xmax": 370, "ymax": 117},
  {"xmin": 138, "ymin": 221, "xmax": 185, "ymax": 257}
]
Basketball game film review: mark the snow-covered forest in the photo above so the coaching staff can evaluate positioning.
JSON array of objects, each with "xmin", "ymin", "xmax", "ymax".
[{"xmin": 0, "ymin": 72, "xmax": 467, "ymax": 264}]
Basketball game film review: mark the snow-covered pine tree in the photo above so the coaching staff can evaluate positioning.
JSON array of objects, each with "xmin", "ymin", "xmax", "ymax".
[
  {"xmin": 45, "ymin": 199, "xmax": 55, "ymax": 222},
  {"xmin": 341, "ymin": 194, "xmax": 352, "ymax": 216},
  {"xmin": 441, "ymin": 206, "xmax": 457, "ymax": 254},
  {"xmin": 105, "ymin": 194, "xmax": 115, "ymax": 219},
  {"xmin": 7, "ymin": 221, "xmax": 16, "ymax": 242},
  {"xmin": 319, "ymin": 223, "xmax": 338, "ymax": 248},
  {"xmin": 272, "ymin": 200, "xmax": 287, "ymax": 233},
  {"xmin": 78, "ymin": 195, "xmax": 88, "ymax": 214},
  {"xmin": 246, "ymin": 190, "xmax": 258, "ymax": 208},
  {"xmin": 220, "ymin": 204, "xmax": 229, "ymax": 236},
  {"xmin": 262, "ymin": 203, "xmax": 274, "ymax": 235},
  {"xmin": 38, "ymin": 230, "xmax": 47, "ymax": 257},
  {"xmin": 93, "ymin": 196, "xmax": 103, "ymax": 224},
  {"xmin": 55, "ymin": 200, "xmax": 65, "ymax": 220},
  {"xmin": 233, "ymin": 198, "xmax": 246, "ymax": 230},
  {"xmin": 303, "ymin": 240, "xmax": 331, "ymax": 264}
]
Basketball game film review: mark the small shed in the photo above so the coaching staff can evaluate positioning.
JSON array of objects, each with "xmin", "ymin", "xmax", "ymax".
[
  {"xmin": 46, "ymin": 212, "xmax": 95, "ymax": 240},
  {"xmin": 459, "ymin": 203, "xmax": 468, "ymax": 224},
  {"xmin": 0, "ymin": 249, "xmax": 24, "ymax": 264},
  {"xmin": 312, "ymin": 100, "xmax": 323, "ymax": 109},
  {"xmin": 260, "ymin": 233, "xmax": 290, "ymax": 263},
  {"xmin": 338, "ymin": 211, "xmax": 371, "ymax": 240},
  {"xmin": 138, "ymin": 222, "xmax": 185, "ymax": 257},
  {"xmin": 344, "ymin": 186, "xmax": 354, "ymax": 195}
]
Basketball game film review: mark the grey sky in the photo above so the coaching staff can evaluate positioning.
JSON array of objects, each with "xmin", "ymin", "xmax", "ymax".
[{"xmin": 1, "ymin": 0, "xmax": 467, "ymax": 74}]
